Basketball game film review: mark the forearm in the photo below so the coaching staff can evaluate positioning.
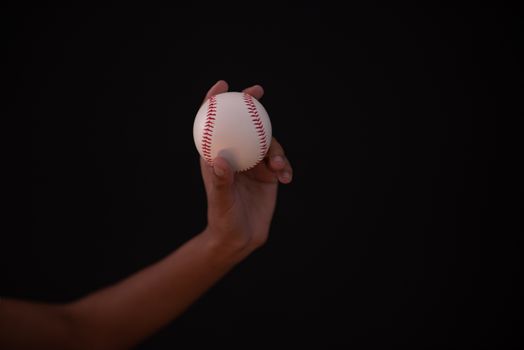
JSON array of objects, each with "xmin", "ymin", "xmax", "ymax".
[
  {"xmin": 0, "ymin": 230, "xmax": 251, "ymax": 350},
  {"xmin": 0, "ymin": 299, "xmax": 76, "ymax": 350},
  {"xmin": 68, "ymin": 229, "xmax": 249, "ymax": 349}
]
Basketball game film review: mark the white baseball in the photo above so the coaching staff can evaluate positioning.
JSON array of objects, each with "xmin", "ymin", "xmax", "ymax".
[{"xmin": 193, "ymin": 91, "xmax": 272, "ymax": 172}]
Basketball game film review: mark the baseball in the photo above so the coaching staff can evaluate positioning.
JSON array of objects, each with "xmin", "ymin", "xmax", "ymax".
[{"xmin": 193, "ymin": 91, "xmax": 272, "ymax": 172}]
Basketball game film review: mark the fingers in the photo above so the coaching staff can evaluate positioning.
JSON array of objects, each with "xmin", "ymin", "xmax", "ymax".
[
  {"xmin": 203, "ymin": 80, "xmax": 264, "ymax": 102},
  {"xmin": 211, "ymin": 156, "xmax": 234, "ymax": 184},
  {"xmin": 200, "ymin": 156, "xmax": 235, "ymax": 210},
  {"xmin": 242, "ymin": 84, "xmax": 264, "ymax": 100},
  {"xmin": 266, "ymin": 137, "xmax": 293, "ymax": 184},
  {"xmin": 203, "ymin": 80, "xmax": 229, "ymax": 103}
]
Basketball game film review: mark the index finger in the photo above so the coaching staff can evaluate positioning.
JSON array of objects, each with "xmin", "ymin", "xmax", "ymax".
[{"xmin": 204, "ymin": 80, "xmax": 229, "ymax": 102}]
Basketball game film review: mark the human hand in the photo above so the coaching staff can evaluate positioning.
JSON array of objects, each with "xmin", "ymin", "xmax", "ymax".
[{"xmin": 199, "ymin": 80, "xmax": 293, "ymax": 260}]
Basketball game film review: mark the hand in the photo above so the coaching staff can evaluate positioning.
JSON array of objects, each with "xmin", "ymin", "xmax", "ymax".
[{"xmin": 199, "ymin": 80, "xmax": 293, "ymax": 259}]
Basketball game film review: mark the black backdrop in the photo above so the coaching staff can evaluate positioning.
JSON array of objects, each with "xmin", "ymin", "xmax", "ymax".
[{"xmin": 4, "ymin": 4, "xmax": 522, "ymax": 349}]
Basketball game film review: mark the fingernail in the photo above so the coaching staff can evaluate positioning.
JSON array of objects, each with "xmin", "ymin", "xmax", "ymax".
[
  {"xmin": 214, "ymin": 79, "xmax": 226, "ymax": 87},
  {"xmin": 214, "ymin": 166, "xmax": 224, "ymax": 177},
  {"xmin": 280, "ymin": 171, "xmax": 291, "ymax": 181},
  {"xmin": 272, "ymin": 155, "xmax": 284, "ymax": 165}
]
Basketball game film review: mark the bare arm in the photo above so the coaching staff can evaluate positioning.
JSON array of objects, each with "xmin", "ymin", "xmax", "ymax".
[
  {"xmin": 0, "ymin": 231, "xmax": 249, "ymax": 350},
  {"xmin": 1, "ymin": 80, "xmax": 293, "ymax": 350}
]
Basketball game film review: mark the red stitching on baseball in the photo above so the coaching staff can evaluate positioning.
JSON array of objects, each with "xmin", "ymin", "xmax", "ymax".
[
  {"xmin": 201, "ymin": 96, "xmax": 217, "ymax": 164},
  {"xmin": 242, "ymin": 93, "xmax": 269, "ymax": 166}
]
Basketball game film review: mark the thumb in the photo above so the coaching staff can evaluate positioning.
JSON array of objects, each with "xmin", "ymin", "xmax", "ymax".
[{"xmin": 206, "ymin": 156, "xmax": 235, "ymax": 211}]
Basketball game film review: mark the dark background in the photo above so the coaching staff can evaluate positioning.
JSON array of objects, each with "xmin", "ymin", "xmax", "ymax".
[{"xmin": 4, "ymin": 4, "xmax": 522, "ymax": 349}]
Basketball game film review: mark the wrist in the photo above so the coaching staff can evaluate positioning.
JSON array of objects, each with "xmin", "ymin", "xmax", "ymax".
[{"xmin": 200, "ymin": 227, "xmax": 253, "ymax": 266}]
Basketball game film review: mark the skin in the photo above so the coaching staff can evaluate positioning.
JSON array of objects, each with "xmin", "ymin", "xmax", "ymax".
[{"xmin": 0, "ymin": 80, "xmax": 293, "ymax": 350}]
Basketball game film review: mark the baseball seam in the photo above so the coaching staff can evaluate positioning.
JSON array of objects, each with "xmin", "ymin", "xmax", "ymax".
[
  {"xmin": 242, "ymin": 93, "xmax": 269, "ymax": 171},
  {"xmin": 201, "ymin": 95, "xmax": 217, "ymax": 165}
]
